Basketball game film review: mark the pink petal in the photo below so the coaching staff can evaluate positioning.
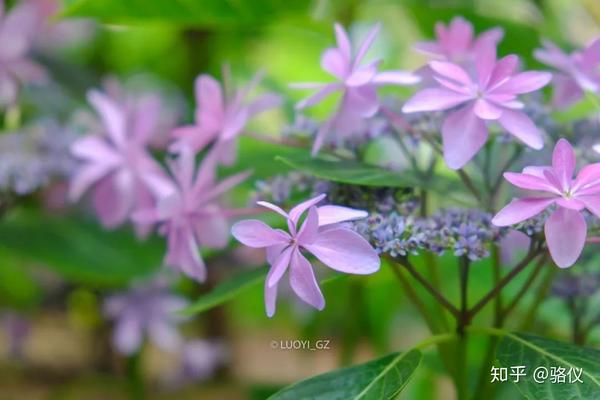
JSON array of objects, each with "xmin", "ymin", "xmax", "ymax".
[
  {"xmin": 195, "ymin": 74, "xmax": 224, "ymax": 132},
  {"xmin": 289, "ymin": 194, "xmax": 326, "ymax": 227},
  {"xmin": 503, "ymin": 172, "xmax": 560, "ymax": 194},
  {"xmin": 492, "ymin": 197, "xmax": 555, "ymax": 226},
  {"xmin": 221, "ymin": 108, "xmax": 249, "ymax": 140},
  {"xmin": 573, "ymin": 163, "xmax": 600, "ymax": 195},
  {"xmin": 266, "ymin": 243, "xmax": 287, "ymax": 265},
  {"xmin": 474, "ymin": 99, "xmax": 502, "ymax": 120},
  {"xmin": 69, "ymin": 162, "xmax": 114, "ymax": 201},
  {"xmin": 334, "ymin": 23, "xmax": 351, "ymax": 62},
  {"xmin": 441, "ymin": 105, "xmax": 488, "ymax": 170},
  {"xmin": 304, "ymin": 228, "xmax": 380, "ymax": 274},
  {"xmin": 429, "ymin": 61, "xmax": 472, "ymax": 85},
  {"xmin": 497, "ymin": 109, "xmax": 544, "ymax": 150},
  {"xmin": 353, "ymin": 23, "xmax": 381, "ymax": 67},
  {"xmin": 87, "ymin": 90, "xmax": 126, "ymax": 148},
  {"xmin": 322, "ymin": 48, "xmax": 348, "ymax": 80},
  {"xmin": 552, "ymin": 138, "xmax": 575, "ymax": 191},
  {"xmin": 297, "ymin": 206, "xmax": 320, "ymax": 244},
  {"xmin": 413, "ymin": 41, "xmax": 443, "ymax": 57},
  {"xmin": 487, "ymin": 55, "xmax": 519, "ymax": 88},
  {"xmin": 545, "ymin": 208, "xmax": 586, "ymax": 268},
  {"xmin": 114, "ymin": 313, "xmax": 142, "ymax": 355},
  {"xmin": 148, "ymin": 320, "xmax": 183, "ymax": 352},
  {"xmin": 582, "ymin": 38, "xmax": 600, "ymax": 67},
  {"xmin": 555, "ymin": 197, "xmax": 585, "ymax": 210},
  {"xmin": 551, "ymin": 74, "xmax": 583, "ymax": 109},
  {"xmin": 345, "ymin": 63, "xmax": 378, "ymax": 87},
  {"xmin": 317, "ymin": 205, "xmax": 368, "ymax": 225},
  {"xmin": 578, "ymin": 194, "xmax": 600, "ymax": 217},
  {"xmin": 534, "ymin": 40, "xmax": 571, "ymax": 70},
  {"xmin": 165, "ymin": 225, "xmax": 206, "ymax": 282},
  {"xmin": 402, "ymin": 88, "xmax": 471, "ymax": 113},
  {"xmin": 342, "ymin": 84, "xmax": 379, "ymax": 118},
  {"xmin": 231, "ymin": 220, "xmax": 290, "ymax": 248},
  {"xmin": 264, "ymin": 279, "xmax": 278, "ymax": 318},
  {"xmin": 170, "ymin": 125, "xmax": 215, "ymax": 153},
  {"xmin": 257, "ymin": 201, "xmax": 289, "ymax": 219},
  {"xmin": 266, "ymin": 245, "xmax": 293, "ymax": 288},
  {"xmin": 493, "ymin": 71, "xmax": 552, "ymax": 94},
  {"xmin": 71, "ymin": 136, "xmax": 121, "ymax": 165},
  {"xmin": 195, "ymin": 211, "xmax": 229, "ymax": 249},
  {"xmin": 196, "ymin": 169, "xmax": 250, "ymax": 204},
  {"xmin": 296, "ymin": 83, "xmax": 341, "ymax": 109},
  {"xmin": 247, "ymin": 93, "xmax": 282, "ymax": 117},
  {"xmin": 372, "ymin": 70, "xmax": 421, "ymax": 85},
  {"xmin": 93, "ymin": 171, "xmax": 134, "ymax": 228},
  {"xmin": 446, "ymin": 17, "xmax": 473, "ymax": 53},
  {"xmin": 474, "ymin": 43, "xmax": 496, "ymax": 87},
  {"xmin": 289, "ymin": 249, "xmax": 325, "ymax": 311}
]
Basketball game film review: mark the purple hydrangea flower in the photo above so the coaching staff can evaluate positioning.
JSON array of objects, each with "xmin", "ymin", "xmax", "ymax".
[
  {"xmin": 493, "ymin": 139, "xmax": 600, "ymax": 268},
  {"xmin": 292, "ymin": 23, "xmax": 420, "ymax": 155},
  {"xmin": 133, "ymin": 147, "xmax": 249, "ymax": 282},
  {"xmin": 403, "ymin": 45, "xmax": 551, "ymax": 169},
  {"xmin": 170, "ymin": 70, "xmax": 281, "ymax": 164},
  {"xmin": 534, "ymin": 38, "xmax": 600, "ymax": 108},
  {"xmin": 0, "ymin": 0, "xmax": 46, "ymax": 107},
  {"xmin": 232, "ymin": 194, "xmax": 380, "ymax": 317},
  {"xmin": 104, "ymin": 276, "xmax": 188, "ymax": 356},
  {"xmin": 414, "ymin": 16, "xmax": 504, "ymax": 64},
  {"xmin": 69, "ymin": 89, "xmax": 174, "ymax": 236}
]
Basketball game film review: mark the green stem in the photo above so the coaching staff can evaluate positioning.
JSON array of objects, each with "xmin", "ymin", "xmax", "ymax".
[
  {"xmin": 126, "ymin": 351, "xmax": 146, "ymax": 400},
  {"xmin": 391, "ymin": 256, "xmax": 460, "ymax": 318},
  {"xmin": 468, "ymin": 243, "xmax": 541, "ymax": 318},
  {"xmin": 414, "ymin": 333, "xmax": 456, "ymax": 350},
  {"xmin": 501, "ymin": 254, "xmax": 547, "ymax": 320},
  {"xmin": 491, "ymin": 246, "xmax": 503, "ymax": 327},
  {"xmin": 458, "ymin": 257, "xmax": 471, "ymax": 334},
  {"xmin": 519, "ymin": 266, "xmax": 557, "ymax": 330}
]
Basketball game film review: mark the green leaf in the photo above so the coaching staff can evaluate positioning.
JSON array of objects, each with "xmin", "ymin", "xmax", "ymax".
[
  {"xmin": 276, "ymin": 154, "xmax": 457, "ymax": 192},
  {"xmin": 0, "ymin": 246, "xmax": 41, "ymax": 309},
  {"xmin": 0, "ymin": 209, "xmax": 163, "ymax": 288},
  {"xmin": 60, "ymin": 0, "xmax": 309, "ymax": 27},
  {"xmin": 268, "ymin": 349, "xmax": 422, "ymax": 400},
  {"xmin": 496, "ymin": 332, "xmax": 600, "ymax": 399},
  {"xmin": 180, "ymin": 267, "xmax": 266, "ymax": 317}
]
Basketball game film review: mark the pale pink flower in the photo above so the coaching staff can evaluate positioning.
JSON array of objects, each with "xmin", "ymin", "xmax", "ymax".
[
  {"xmin": 133, "ymin": 148, "xmax": 249, "ymax": 282},
  {"xmin": 0, "ymin": 0, "xmax": 46, "ymax": 107},
  {"xmin": 414, "ymin": 16, "xmax": 504, "ymax": 64},
  {"xmin": 292, "ymin": 23, "xmax": 420, "ymax": 155},
  {"xmin": 403, "ymin": 46, "xmax": 551, "ymax": 169},
  {"xmin": 231, "ymin": 194, "xmax": 380, "ymax": 317},
  {"xmin": 493, "ymin": 139, "xmax": 600, "ymax": 268},
  {"xmin": 534, "ymin": 38, "xmax": 600, "ymax": 108},
  {"xmin": 170, "ymin": 70, "xmax": 281, "ymax": 164},
  {"xmin": 70, "ymin": 90, "xmax": 172, "ymax": 234}
]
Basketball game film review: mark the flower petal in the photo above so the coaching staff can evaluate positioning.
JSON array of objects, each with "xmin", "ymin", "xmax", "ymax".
[
  {"xmin": 295, "ymin": 83, "xmax": 341, "ymax": 110},
  {"xmin": 321, "ymin": 48, "xmax": 348, "ymax": 80},
  {"xmin": 334, "ymin": 23, "xmax": 351, "ymax": 62},
  {"xmin": 402, "ymin": 88, "xmax": 471, "ymax": 113},
  {"xmin": 297, "ymin": 206, "xmax": 320, "ymax": 245},
  {"xmin": 545, "ymin": 208, "xmax": 586, "ymax": 268},
  {"xmin": 289, "ymin": 249, "xmax": 325, "ymax": 311},
  {"xmin": 503, "ymin": 172, "xmax": 560, "ymax": 194},
  {"xmin": 304, "ymin": 228, "xmax": 380, "ymax": 274},
  {"xmin": 492, "ymin": 197, "xmax": 555, "ymax": 226},
  {"xmin": 264, "ymin": 279, "xmax": 278, "ymax": 318},
  {"xmin": 441, "ymin": 105, "xmax": 488, "ymax": 170},
  {"xmin": 231, "ymin": 220, "xmax": 289, "ymax": 248},
  {"xmin": 497, "ymin": 109, "xmax": 544, "ymax": 150},
  {"xmin": 474, "ymin": 99, "xmax": 502, "ymax": 120},
  {"xmin": 353, "ymin": 23, "xmax": 381, "ymax": 67},
  {"xmin": 372, "ymin": 70, "xmax": 421, "ymax": 85},
  {"xmin": 317, "ymin": 205, "xmax": 368, "ymax": 226},
  {"xmin": 429, "ymin": 61, "xmax": 472, "ymax": 85},
  {"xmin": 493, "ymin": 71, "xmax": 552, "ymax": 94},
  {"xmin": 289, "ymin": 194, "xmax": 327, "ymax": 227},
  {"xmin": 266, "ymin": 245, "xmax": 293, "ymax": 288},
  {"xmin": 573, "ymin": 163, "xmax": 600, "ymax": 195},
  {"xmin": 87, "ymin": 90, "xmax": 126, "ymax": 147},
  {"xmin": 552, "ymin": 138, "xmax": 575, "ymax": 191}
]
